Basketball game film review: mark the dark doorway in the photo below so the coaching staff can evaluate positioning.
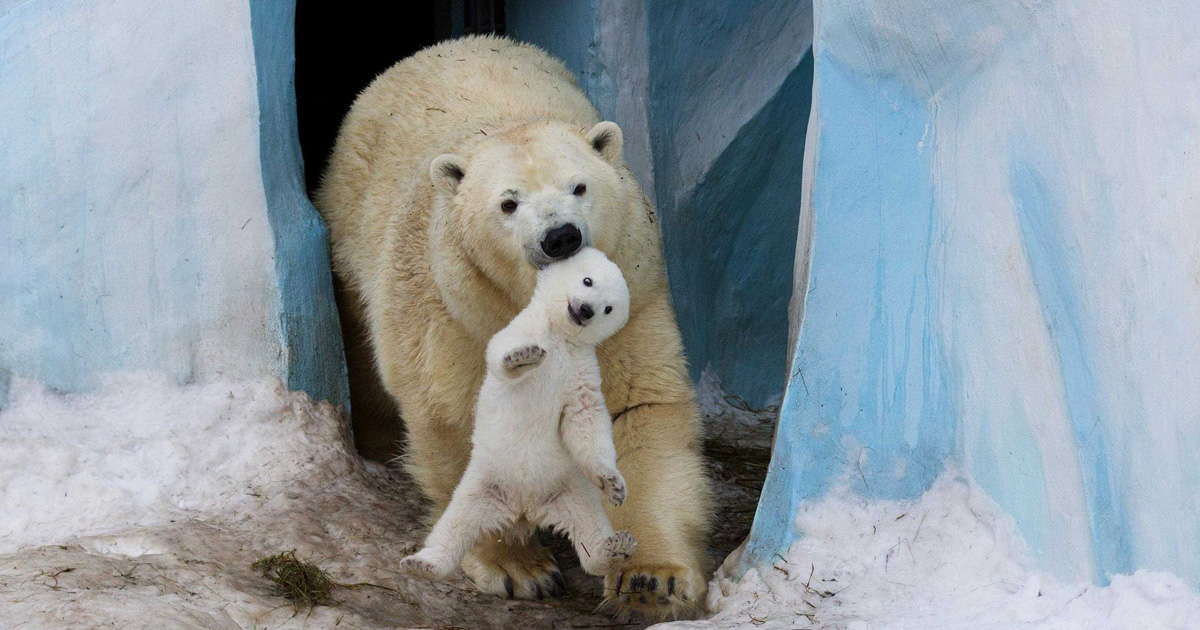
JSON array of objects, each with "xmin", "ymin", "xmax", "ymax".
[{"xmin": 295, "ymin": 0, "xmax": 506, "ymax": 195}]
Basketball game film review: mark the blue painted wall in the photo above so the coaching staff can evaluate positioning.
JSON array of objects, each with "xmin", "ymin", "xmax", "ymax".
[
  {"xmin": 510, "ymin": 0, "xmax": 814, "ymax": 406},
  {"xmin": 746, "ymin": 0, "xmax": 1200, "ymax": 588},
  {"xmin": 249, "ymin": 0, "xmax": 348, "ymax": 408},
  {"xmin": 0, "ymin": 0, "xmax": 346, "ymax": 409},
  {"xmin": 506, "ymin": 0, "xmax": 609, "ymax": 118}
]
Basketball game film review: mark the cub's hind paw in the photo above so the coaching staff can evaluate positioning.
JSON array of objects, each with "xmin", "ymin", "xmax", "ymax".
[
  {"xmin": 597, "ymin": 471, "xmax": 626, "ymax": 506},
  {"xmin": 601, "ymin": 530, "xmax": 637, "ymax": 568},
  {"xmin": 502, "ymin": 344, "xmax": 546, "ymax": 377},
  {"xmin": 399, "ymin": 550, "xmax": 451, "ymax": 580}
]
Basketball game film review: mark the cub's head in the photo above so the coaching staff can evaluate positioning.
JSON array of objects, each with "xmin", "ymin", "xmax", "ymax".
[
  {"xmin": 534, "ymin": 247, "xmax": 629, "ymax": 346},
  {"xmin": 428, "ymin": 120, "xmax": 628, "ymax": 276}
]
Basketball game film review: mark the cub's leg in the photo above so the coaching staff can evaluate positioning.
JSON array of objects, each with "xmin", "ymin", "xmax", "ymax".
[
  {"xmin": 541, "ymin": 483, "xmax": 637, "ymax": 576},
  {"xmin": 380, "ymin": 312, "xmax": 562, "ymax": 598},
  {"xmin": 400, "ymin": 474, "xmax": 516, "ymax": 580},
  {"xmin": 560, "ymin": 373, "xmax": 625, "ymax": 505}
]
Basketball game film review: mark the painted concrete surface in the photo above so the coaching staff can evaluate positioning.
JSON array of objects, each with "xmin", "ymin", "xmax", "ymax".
[
  {"xmin": 510, "ymin": 0, "xmax": 814, "ymax": 405},
  {"xmin": 0, "ymin": 0, "xmax": 346, "ymax": 409},
  {"xmin": 746, "ymin": 0, "xmax": 1200, "ymax": 589},
  {"xmin": 248, "ymin": 0, "xmax": 348, "ymax": 409}
]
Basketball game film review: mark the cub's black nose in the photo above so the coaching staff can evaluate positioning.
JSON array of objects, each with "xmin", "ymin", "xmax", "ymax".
[
  {"xmin": 540, "ymin": 223, "xmax": 583, "ymax": 259},
  {"xmin": 577, "ymin": 303, "xmax": 595, "ymax": 320}
]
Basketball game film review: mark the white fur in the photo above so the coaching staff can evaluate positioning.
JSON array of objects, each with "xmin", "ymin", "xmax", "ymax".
[{"xmin": 401, "ymin": 248, "xmax": 637, "ymax": 579}]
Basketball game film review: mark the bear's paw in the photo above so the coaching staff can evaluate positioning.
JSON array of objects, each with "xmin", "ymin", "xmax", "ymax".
[{"xmin": 501, "ymin": 343, "xmax": 547, "ymax": 377}]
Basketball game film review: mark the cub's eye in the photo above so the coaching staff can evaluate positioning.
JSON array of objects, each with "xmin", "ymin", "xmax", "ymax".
[
  {"xmin": 573, "ymin": 183, "xmax": 587, "ymax": 196},
  {"xmin": 604, "ymin": 306, "xmax": 613, "ymax": 314},
  {"xmin": 501, "ymin": 199, "xmax": 518, "ymax": 214},
  {"xmin": 582, "ymin": 277, "xmax": 593, "ymax": 287}
]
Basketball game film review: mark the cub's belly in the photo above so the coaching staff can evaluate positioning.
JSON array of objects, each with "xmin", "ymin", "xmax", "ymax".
[{"xmin": 473, "ymin": 424, "xmax": 579, "ymax": 509}]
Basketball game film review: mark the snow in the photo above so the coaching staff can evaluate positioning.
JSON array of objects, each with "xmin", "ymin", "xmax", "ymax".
[
  {"xmin": 660, "ymin": 473, "xmax": 1200, "ymax": 630},
  {"xmin": 0, "ymin": 376, "xmax": 434, "ymax": 629},
  {"xmin": 4, "ymin": 377, "xmax": 1197, "ymax": 628},
  {"xmin": 0, "ymin": 376, "xmax": 348, "ymax": 552}
]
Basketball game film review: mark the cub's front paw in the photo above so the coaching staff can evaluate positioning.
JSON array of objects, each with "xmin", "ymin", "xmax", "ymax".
[
  {"xmin": 597, "ymin": 470, "xmax": 626, "ymax": 506},
  {"xmin": 502, "ymin": 344, "xmax": 546, "ymax": 377}
]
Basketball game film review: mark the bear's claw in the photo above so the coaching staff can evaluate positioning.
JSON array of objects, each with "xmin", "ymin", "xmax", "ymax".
[
  {"xmin": 604, "ymin": 562, "xmax": 705, "ymax": 621},
  {"xmin": 462, "ymin": 536, "xmax": 566, "ymax": 600}
]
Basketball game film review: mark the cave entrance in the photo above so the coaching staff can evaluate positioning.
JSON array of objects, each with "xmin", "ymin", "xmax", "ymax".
[{"xmin": 295, "ymin": 0, "xmax": 506, "ymax": 461}]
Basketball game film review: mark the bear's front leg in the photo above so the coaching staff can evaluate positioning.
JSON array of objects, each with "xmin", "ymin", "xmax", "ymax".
[
  {"xmin": 595, "ymin": 291, "xmax": 714, "ymax": 620},
  {"xmin": 603, "ymin": 400, "xmax": 712, "ymax": 620}
]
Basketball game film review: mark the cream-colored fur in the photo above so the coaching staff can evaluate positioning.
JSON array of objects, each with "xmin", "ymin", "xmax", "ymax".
[
  {"xmin": 315, "ymin": 35, "xmax": 712, "ymax": 618},
  {"xmin": 400, "ymin": 248, "xmax": 637, "ymax": 581}
]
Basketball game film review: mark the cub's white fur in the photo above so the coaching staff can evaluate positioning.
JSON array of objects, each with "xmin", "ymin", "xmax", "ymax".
[{"xmin": 400, "ymin": 248, "xmax": 637, "ymax": 579}]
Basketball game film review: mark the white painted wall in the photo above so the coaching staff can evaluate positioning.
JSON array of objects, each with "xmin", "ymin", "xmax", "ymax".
[{"xmin": 0, "ymin": 0, "xmax": 346, "ymax": 408}]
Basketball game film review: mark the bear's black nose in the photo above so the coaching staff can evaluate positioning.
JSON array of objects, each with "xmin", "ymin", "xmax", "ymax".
[
  {"xmin": 541, "ymin": 223, "xmax": 583, "ymax": 259},
  {"xmin": 577, "ymin": 303, "xmax": 594, "ymax": 320}
]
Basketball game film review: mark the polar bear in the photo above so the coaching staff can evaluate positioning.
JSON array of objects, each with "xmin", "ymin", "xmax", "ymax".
[
  {"xmin": 315, "ymin": 35, "xmax": 711, "ymax": 618},
  {"xmin": 400, "ymin": 248, "xmax": 638, "ymax": 581}
]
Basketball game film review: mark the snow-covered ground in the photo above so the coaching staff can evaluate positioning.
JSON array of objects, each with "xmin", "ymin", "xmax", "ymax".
[
  {"xmin": 0, "ymin": 375, "xmax": 414, "ymax": 629},
  {"xmin": 3, "ymin": 377, "xmax": 1198, "ymax": 629},
  {"xmin": 662, "ymin": 474, "xmax": 1200, "ymax": 630},
  {"xmin": 0, "ymin": 376, "xmax": 357, "ymax": 553},
  {"xmin": 0, "ymin": 376, "xmax": 616, "ymax": 629}
]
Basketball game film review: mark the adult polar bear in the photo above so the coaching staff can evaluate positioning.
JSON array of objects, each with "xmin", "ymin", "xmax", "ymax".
[{"xmin": 315, "ymin": 36, "xmax": 712, "ymax": 617}]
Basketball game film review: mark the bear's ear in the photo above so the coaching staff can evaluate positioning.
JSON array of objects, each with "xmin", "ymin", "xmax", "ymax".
[
  {"xmin": 586, "ymin": 121, "xmax": 623, "ymax": 166},
  {"xmin": 430, "ymin": 154, "xmax": 467, "ymax": 194}
]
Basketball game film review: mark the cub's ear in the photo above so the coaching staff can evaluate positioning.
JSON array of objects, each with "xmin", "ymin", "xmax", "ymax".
[
  {"xmin": 430, "ymin": 154, "xmax": 467, "ymax": 194},
  {"xmin": 585, "ymin": 121, "xmax": 623, "ymax": 166}
]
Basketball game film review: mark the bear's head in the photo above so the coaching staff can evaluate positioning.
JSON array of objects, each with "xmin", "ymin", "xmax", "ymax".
[
  {"xmin": 428, "ymin": 120, "xmax": 629, "ymax": 276},
  {"xmin": 534, "ymin": 247, "xmax": 630, "ymax": 346}
]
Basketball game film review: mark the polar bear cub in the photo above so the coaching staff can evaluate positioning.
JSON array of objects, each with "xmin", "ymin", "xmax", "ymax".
[{"xmin": 400, "ymin": 247, "xmax": 637, "ymax": 580}]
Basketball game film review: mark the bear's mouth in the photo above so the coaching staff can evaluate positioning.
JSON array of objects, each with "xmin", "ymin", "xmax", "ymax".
[{"xmin": 567, "ymin": 304, "xmax": 585, "ymax": 327}]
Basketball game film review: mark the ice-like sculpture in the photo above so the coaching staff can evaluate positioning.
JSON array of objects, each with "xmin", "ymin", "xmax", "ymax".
[
  {"xmin": 0, "ymin": 0, "xmax": 346, "ymax": 409},
  {"xmin": 746, "ymin": 0, "xmax": 1200, "ymax": 588}
]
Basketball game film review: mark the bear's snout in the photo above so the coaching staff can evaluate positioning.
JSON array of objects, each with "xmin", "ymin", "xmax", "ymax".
[
  {"xmin": 577, "ymin": 303, "xmax": 594, "ymax": 321},
  {"xmin": 540, "ymin": 223, "xmax": 583, "ymax": 260}
]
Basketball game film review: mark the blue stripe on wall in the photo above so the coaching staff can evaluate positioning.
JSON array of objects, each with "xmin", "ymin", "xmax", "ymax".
[
  {"xmin": 742, "ymin": 51, "xmax": 955, "ymax": 569},
  {"xmin": 1010, "ymin": 157, "xmax": 1133, "ymax": 581},
  {"xmin": 248, "ymin": 0, "xmax": 349, "ymax": 409}
]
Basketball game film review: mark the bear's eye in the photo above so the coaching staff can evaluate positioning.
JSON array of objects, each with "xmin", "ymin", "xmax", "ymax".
[
  {"xmin": 501, "ymin": 199, "xmax": 518, "ymax": 214},
  {"xmin": 573, "ymin": 183, "xmax": 587, "ymax": 196},
  {"xmin": 582, "ymin": 277, "xmax": 593, "ymax": 287},
  {"xmin": 604, "ymin": 306, "xmax": 613, "ymax": 314}
]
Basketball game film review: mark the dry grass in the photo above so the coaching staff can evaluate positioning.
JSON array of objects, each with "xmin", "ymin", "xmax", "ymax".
[{"xmin": 252, "ymin": 550, "xmax": 336, "ymax": 610}]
